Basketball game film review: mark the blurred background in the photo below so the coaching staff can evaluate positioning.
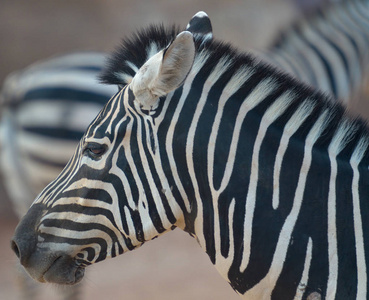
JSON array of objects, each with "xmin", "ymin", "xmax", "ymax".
[{"xmin": 0, "ymin": 0, "xmax": 347, "ymax": 299}]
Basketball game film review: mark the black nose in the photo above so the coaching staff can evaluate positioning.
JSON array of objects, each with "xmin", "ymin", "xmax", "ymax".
[
  {"xmin": 11, "ymin": 203, "xmax": 45, "ymax": 266},
  {"xmin": 11, "ymin": 232, "xmax": 37, "ymax": 268},
  {"xmin": 11, "ymin": 239, "xmax": 20, "ymax": 258},
  {"xmin": 11, "ymin": 224, "xmax": 37, "ymax": 267}
]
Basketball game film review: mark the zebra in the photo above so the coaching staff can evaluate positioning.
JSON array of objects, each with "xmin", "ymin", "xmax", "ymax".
[
  {"xmin": 255, "ymin": 0, "xmax": 369, "ymax": 104},
  {"xmin": 2, "ymin": 0, "xmax": 368, "ymax": 219},
  {"xmin": 11, "ymin": 12, "xmax": 369, "ymax": 299},
  {"xmin": 0, "ymin": 52, "xmax": 117, "ymax": 300}
]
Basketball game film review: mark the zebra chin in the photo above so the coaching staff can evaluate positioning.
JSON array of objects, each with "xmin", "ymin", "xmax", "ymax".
[
  {"xmin": 11, "ymin": 203, "xmax": 86, "ymax": 285},
  {"xmin": 30, "ymin": 253, "xmax": 85, "ymax": 285}
]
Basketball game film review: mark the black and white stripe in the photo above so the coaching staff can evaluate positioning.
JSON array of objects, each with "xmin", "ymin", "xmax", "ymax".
[{"xmin": 12, "ymin": 11, "xmax": 369, "ymax": 299}]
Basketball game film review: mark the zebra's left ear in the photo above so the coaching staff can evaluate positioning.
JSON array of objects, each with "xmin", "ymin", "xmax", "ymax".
[
  {"xmin": 186, "ymin": 11, "xmax": 213, "ymax": 43},
  {"xmin": 130, "ymin": 31, "xmax": 195, "ymax": 110}
]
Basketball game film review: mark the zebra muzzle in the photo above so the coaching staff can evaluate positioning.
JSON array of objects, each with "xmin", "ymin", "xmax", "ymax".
[
  {"xmin": 11, "ymin": 203, "xmax": 85, "ymax": 285},
  {"xmin": 11, "ymin": 240, "xmax": 85, "ymax": 284}
]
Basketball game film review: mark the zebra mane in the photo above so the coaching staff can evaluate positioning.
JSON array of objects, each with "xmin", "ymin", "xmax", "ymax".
[
  {"xmin": 99, "ymin": 24, "xmax": 310, "ymax": 89},
  {"xmin": 100, "ymin": 24, "xmax": 369, "ymax": 164}
]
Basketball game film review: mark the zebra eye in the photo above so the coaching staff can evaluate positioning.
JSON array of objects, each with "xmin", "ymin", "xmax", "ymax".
[{"xmin": 83, "ymin": 143, "xmax": 107, "ymax": 159}]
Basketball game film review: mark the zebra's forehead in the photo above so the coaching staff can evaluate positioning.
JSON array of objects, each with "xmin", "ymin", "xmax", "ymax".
[{"xmin": 84, "ymin": 88, "xmax": 127, "ymax": 140}]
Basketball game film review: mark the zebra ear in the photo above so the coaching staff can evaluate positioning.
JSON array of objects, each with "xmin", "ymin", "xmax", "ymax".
[
  {"xmin": 186, "ymin": 11, "xmax": 213, "ymax": 43},
  {"xmin": 130, "ymin": 31, "xmax": 195, "ymax": 110}
]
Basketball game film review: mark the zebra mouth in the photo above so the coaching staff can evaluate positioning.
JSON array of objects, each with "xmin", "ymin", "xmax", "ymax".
[{"xmin": 41, "ymin": 255, "xmax": 85, "ymax": 285}]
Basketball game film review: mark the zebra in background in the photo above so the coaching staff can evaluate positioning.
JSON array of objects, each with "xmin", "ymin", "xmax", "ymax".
[
  {"xmin": 293, "ymin": 0, "xmax": 330, "ymax": 12},
  {"xmin": 0, "ymin": 51, "xmax": 117, "ymax": 217},
  {"xmin": 11, "ymin": 12, "xmax": 369, "ymax": 299},
  {"xmin": 0, "ymin": 52, "xmax": 117, "ymax": 300},
  {"xmin": 256, "ymin": 0, "xmax": 369, "ymax": 104}
]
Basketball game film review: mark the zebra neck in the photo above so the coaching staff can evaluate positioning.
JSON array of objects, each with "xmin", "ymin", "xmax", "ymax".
[{"xmin": 163, "ymin": 50, "xmax": 369, "ymax": 271}]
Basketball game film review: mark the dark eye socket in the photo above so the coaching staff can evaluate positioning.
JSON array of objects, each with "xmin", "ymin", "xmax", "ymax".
[{"xmin": 83, "ymin": 142, "xmax": 107, "ymax": 159}]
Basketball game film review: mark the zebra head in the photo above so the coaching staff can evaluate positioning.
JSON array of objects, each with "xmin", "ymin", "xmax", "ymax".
[{"xmin": 11, "ymin": 12, "xmax": 212, "ymax": 285}]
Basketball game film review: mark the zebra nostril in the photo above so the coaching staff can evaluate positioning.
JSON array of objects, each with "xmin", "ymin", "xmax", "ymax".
[{"xmin": 11, "ymin": 240, "xmax": 20, "ymax": 259}]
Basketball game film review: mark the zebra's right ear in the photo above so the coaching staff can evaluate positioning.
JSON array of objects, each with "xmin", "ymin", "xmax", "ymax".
[{"xmin": 186, "ymin": 11, "xmax": 213, "ymax": 43}]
